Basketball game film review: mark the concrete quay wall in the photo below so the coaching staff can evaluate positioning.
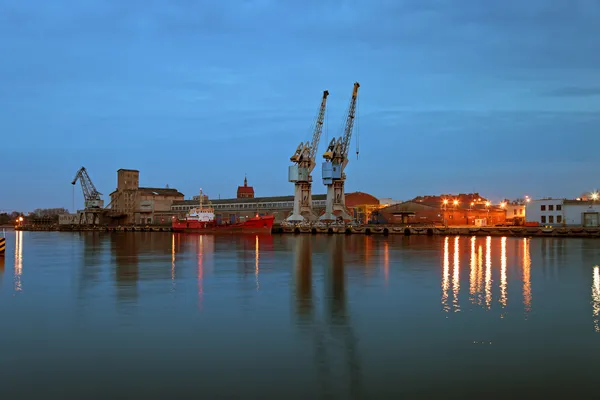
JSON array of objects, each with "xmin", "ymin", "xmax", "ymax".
[{"xmin": 273, "ymin": 225, "xmax": 600, "ymax": 238}]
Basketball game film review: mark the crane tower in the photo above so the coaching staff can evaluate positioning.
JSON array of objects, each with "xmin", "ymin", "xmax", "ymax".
[
  {"xmin": 319, "ymin": 82, "xmax": 360, "ymax": 223},
  {"xmin": 71, "ymin": 166, "xmax": 104, "ymax": 225},
  {"xmin": 287, "ymin": 90, "xmax": 329, "ymax": 223}
]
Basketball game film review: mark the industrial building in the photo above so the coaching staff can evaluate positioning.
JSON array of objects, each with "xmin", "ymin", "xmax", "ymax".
[
  {"xmin": 377, "ymin": 193, "xmax": 507, "ymax": 226},
  {"xmin": 526, "ymin": 198, "xmax": 600, "ymax": 227},
  {"xmin": 108, "ymin": 169, "xmax": 184, "ymax": 225},
  {"xmin": 171, "ymin": 177, "xmax": 381, "ymax": 224}
]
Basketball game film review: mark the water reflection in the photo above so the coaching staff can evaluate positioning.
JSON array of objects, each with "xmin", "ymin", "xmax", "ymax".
[
  {"xmin": 447, "ymin": 235, "xmax": 533, "ymax": 316},
  {"xmin": 14, "ymin": 230, "xmax": 23, "ymax": 292},
  {"xmin": 485, "ymin": 236, "xmax": 492, "ymax": 309},
  {"xmin": 292, "ymin": 235, "xmax": 362, "ymax": 398},
  {"xmin": 294, "ymin": 235, "xmax": 313, "ymax": 318},
  {"xmin": 383, "ymin": 241, "xmax": 389, "ymax": 283},
  {"xmin": 111, "ymin": 233, "xmax": 139, "ymax": 301},
  {"xmin": 452, "ymin": 236, "xmax": 460, "ymax": 312},
  {"xmin": 441, "ymin": 237, "xmax": 450, "ymax": 312},
  {"xmin": 592, "ymin": 266, "xmax": 600, "ymax": 332},
  {"xmin": 255, "ymin": 235, "xmax": 260, "ymax": 290},
  {"xmin": 500, "ymin": 236, "xmax": 507, "ymax": 314},
  {"xmin": 0, "ymin": 252, "xmax": 5, "ymax": 284},
  {"xmin": 523, "ymin": 238, "xmax": 532, "ymax": 315},
  {"xmin": 171, "ymin": 234, "xmax": 176, "ymax": 284}
]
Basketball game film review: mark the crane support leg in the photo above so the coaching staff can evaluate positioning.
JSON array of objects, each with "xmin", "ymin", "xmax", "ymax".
[{"xmin": 287, "ymin": 182, "xmax": 317, "ymax": 223}]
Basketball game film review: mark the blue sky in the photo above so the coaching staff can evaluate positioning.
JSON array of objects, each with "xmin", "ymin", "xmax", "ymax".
[{"xmin": 1, "ymin": 0, "xmax": 600, "ymax": 211}]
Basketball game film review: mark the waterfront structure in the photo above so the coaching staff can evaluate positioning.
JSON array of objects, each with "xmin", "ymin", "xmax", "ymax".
[
  {"xmin": 526, "ymin": 198, "xmax": 600, "ymax": 227},
  {"xmin": 108, "ymin": 169, "xmax": 184, "ymax": 225},
  {"xmin": 171, "ymin": 191, "xmax": 380, "ymax": 224},
  {"xmin": 504, "ymin": 201, "xmax": 526, "ymax": 225},
  {"xmin": 378, "ymin": 193, "xmax": 506, "ymax": 226}
]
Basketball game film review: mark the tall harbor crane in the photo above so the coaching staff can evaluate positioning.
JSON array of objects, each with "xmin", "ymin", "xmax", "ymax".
[
  {"xmin": 287, "ymin": 90, "xmax": 329, "ymax": 223},
  {"xmin": 320, "ymin": 82, "xmax": 360, "ymax": 223},
  {"xmin": 71, "ymin": 166, "xmax": 104, "ymax": 225}
]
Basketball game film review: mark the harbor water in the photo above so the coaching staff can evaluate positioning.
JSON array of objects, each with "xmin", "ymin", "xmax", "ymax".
[{"xmin": 0, "ymin": 231, "xmax": 599, "ymax": 399}]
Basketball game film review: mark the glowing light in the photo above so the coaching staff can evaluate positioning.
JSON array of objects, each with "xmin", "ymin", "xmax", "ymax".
[
  {"xmin": 500, "ymin": 202, "xmax": 506, "ymax": 208},
  {"xmin": 14, "ymin": 230, "xmax": 23, "ymax": 292},
  {"xmin": 452, "ymin": 236, "xmax": 460, "ymax": 312},
  {"xmin": 523, "ymin": 238, "xmax": 532, "ymax": 315},
  {"xmin": 593, "ymin": 266, "xmax": 600, "ymax": 332},
  {"xmin": 453, "ymin": 200, "xmax": 459, "ymax": 206},
  {"xmin": 485, "ymin": 201, "xmax": 491, "ymax": 207},
  {"xmin": 591, "ymin": 192, "xmax": 599, "ymax": 201},
  {"xmin": 485, "ymin": 236, "xmax": 492, "ymax": 310},
  {"xmin": 500, "ymin": 237, "xmax": 507, "ymax": 312},
  {"xmin": 442, "ymin": 236, "xmax": 450, "ymax": 312},
  {"xmin": 442, "ymin": 199, "xmax": 449, "ymax": 205}
]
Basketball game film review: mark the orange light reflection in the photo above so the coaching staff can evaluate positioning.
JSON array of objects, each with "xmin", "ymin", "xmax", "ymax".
[
  {"xmin": 442, "ymin": 237, "xmax": 450, "ymax": 312},
  {"xmin": 523, "ymin": 238, "xmax": 532, "ymax": 315},
  {"xmin": 469, "ymin": 236, "xmax": 476, "ymax": 303},
  {"xmin": 14, "ymin": 230, "xmax": 23, "ymax": 292},
  {"xmin": 500, "ymin": 236, "xmax": 507, "ymax": 313},
  {"xmin": 592, "ymin": 266, "xmax": 600, "ymax": 332},
  {"xmin": 383, "ymin": 241, "xmax": 389, "ymax": 283},
  {"xmin": 452, "ymin": 236, "xmax": 460, "ymax": 312},
  {"xmin": 485, "ymin": 236, "xmax": 492, "ymax": 310},
  {"xmin": 255, "ymin": 235, "xmax": 260, "ymax": 291}
]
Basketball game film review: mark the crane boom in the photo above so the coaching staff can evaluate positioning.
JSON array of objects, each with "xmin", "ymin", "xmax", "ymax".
[
  {"xmin": 71, "ymin": 166, "xmax": 104, "ymax": 209},
  {"xmin": 340, "ymin": 82, "xmax": 360, "ymax": 159},
  {"xmin": 309, "ymin": 90, "xmax": 329, "ymax": 160}
]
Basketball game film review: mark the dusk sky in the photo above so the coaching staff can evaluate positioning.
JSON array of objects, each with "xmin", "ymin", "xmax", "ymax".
[{"xmin": 2, "ymin": 0, "xmax": 600, "ymax": 212}]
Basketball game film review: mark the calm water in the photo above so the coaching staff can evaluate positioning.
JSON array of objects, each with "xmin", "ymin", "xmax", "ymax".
[{"xmin": 1, "ymin": 231, "xmax": 599, "ymax": 399}]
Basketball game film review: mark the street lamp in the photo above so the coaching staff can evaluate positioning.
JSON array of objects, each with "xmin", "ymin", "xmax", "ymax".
[{"xmin": 485, "ymin": 201, "xmax": 491, "ymax": 226}]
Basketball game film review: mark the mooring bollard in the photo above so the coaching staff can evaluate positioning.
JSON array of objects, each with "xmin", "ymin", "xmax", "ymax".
[{"xmin": 0, "ymin": 237, "xmax": 5, "ymax": 256}]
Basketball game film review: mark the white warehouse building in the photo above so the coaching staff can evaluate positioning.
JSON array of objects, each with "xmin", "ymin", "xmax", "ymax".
[{"xmin": 526, "ymin": 199, "xmax": 600, "ymax": 227}]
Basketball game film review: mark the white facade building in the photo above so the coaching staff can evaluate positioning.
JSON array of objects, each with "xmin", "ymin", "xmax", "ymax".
[
  {"xmin": 562, "ymin": 200, "xmax": 600, "ymax": 227},
  {"xmin": 525, "ymin": 199, "xmax": 565, "ymax": 226},
  {"xmin": 526, "ymin": 198, "xmax": 600, "ymax": 227}
]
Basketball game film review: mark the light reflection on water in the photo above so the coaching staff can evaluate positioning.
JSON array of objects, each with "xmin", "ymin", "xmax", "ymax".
[{"xmin": 0, "ymin": 231, "xmax": 599, "ymax": 398}]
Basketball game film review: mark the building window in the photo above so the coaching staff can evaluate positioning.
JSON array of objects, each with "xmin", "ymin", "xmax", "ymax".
[
  {"xmin": 557, "ymin": 215, "xmax": 563, "ymax": 223},
  {"xmin": 557, "ymin": 205, "xmax": 562, "ymax": 211},
  {"xmin": 549, "ymin": 205, "xmax": 554, "ymax": 211},
  {"xmin": 513, "ymin": 209, "xmax": 517, "ymax": 216},
  {"xmin": 541, "ymin": 216, "xmax": 546, "ymax": 223},
  {"xmin": 541, "ymin": 205, "xmax": 546, "ymax": 211},
  {"xmin": 549, "ymin": 215, "xmax": 554, "ymax": 223}
]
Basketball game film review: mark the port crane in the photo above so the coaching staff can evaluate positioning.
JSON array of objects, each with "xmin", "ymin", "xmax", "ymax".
[
  {"xmin": 320, "ymin": 82, "xmax": 360, "ymax": 223},
  {"xmin": 71, "ymin": 166, "xmax": 104, "ymax": 225},
  {"xmin": 287, "ymin": 90, "xmax": 329, "ymax": 223}
]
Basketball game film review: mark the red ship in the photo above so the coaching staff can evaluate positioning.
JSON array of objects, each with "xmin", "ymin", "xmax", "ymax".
[{"xmin": 172, "ymin": 192, "xmax": 275, "ymax": 234}]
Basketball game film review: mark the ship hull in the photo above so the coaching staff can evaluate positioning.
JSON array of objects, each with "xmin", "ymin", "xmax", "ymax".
[{"xmin": 172, "ymin": 215, "xmax": 275, "ymax": 234}]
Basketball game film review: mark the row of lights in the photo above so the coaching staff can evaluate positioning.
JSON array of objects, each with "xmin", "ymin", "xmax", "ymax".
[{"xmin": 441, "ymin": 199, "xmax": 501, "ymax": 208}]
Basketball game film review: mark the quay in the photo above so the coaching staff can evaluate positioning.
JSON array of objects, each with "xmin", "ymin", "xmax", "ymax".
[
  {"xmin": 273, "ymin": 224, "xmax": 600, "ymax": 238},
  {"xmin": 13, "ymin": 224, "xmax": 600, "ymax": 238},
  {"xmin": 16, "ymin": 225, "xmax": 173, "ymax": 233}
]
